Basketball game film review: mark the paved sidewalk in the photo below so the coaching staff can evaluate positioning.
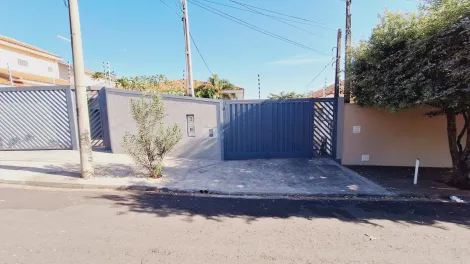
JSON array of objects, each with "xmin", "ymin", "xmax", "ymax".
[{"xmin": 0, "ymin": 150, "xmax": 392, "ymax": 196}]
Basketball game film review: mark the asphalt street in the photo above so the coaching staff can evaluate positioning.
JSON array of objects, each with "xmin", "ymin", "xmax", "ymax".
[{"xmin": 0, "ymin": 185, "xmax": 469, "ymax": 264}]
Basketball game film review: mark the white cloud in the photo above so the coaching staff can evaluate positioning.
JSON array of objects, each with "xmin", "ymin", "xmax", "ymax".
[{"xmin": 268, "ymin": 56, "xmax": 331, "ymax": 66}]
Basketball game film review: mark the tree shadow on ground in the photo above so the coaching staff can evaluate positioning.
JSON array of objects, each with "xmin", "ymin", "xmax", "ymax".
[{"xmin": 94, "ymin": 191, "xmax": 470, "ymax": 228}]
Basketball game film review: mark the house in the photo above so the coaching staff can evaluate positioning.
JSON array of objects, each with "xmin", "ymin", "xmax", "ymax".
[
  {"xmin": 57, "ymin": 61, "xmax": 111, "ymax": 87},
  {"xmin": 308, "ymin": 80, "xmax": 345, "ymax": 98},
  {"xmin": 0, "ymin": 35, "xmax": 106, "ymax": 87}
]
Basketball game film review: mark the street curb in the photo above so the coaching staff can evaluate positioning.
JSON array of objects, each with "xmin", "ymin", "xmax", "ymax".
[
  {"xmin": 0, "ymin": 178, "xmax": 393, "ymax": 197},
  {"xmin": 1, "ymin": 178, "xmax": 463, "ymax": 203}
]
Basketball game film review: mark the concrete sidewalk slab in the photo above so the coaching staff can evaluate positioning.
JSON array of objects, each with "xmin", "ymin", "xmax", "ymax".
[{"xmin": 0, "ymin": 150, "xmax": 393, "ymax": 196}]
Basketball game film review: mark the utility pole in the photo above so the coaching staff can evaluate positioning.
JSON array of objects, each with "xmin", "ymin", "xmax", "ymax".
[
  {"xmin": 182, "ymin": 0, "xmax": 195, "ymax": 97},
  {"xmin": 344, "ymin": 0, "xmax": 352, "ymax": 103},
  {"xmin": 334, "ymin": 29, "xmax": 342, "ymax": 99},
  {"xmin": 67, "ymin": 0, "xmax": 94, "ymax": 178},
  {"xmin": 258, "ymin": 74, "xmax": 261, "ymax": 99}
]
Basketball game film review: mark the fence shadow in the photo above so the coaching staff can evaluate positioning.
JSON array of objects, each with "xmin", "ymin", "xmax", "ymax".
[{"xmin": 93, "ymin": 191, "xmax": 470, "ymax": 228}]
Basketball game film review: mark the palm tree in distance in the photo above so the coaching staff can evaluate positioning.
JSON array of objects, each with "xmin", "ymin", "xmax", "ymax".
[{"xmin": 195, "ymin": 74, "xmax": 236, "ymax": 99}]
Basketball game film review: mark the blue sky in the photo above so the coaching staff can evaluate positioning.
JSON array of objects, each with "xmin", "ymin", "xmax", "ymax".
[{"xmin": 1, "ymin": 0, "xmax": 418, "ymax": 98}]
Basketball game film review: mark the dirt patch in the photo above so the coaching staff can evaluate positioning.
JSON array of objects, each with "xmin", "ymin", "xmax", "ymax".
[{"xmin": 347, "ymin": 166, "xmax": 470, "ymax": 198}]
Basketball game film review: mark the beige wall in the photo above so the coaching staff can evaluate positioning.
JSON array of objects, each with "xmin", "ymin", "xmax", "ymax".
[
  {"xmin": 341, "ymin": 104, "xmax": 464, "ymax": 167},
  {"xmin": 0, "ymin": 44, "xmax": 59, "ymax": 79}
]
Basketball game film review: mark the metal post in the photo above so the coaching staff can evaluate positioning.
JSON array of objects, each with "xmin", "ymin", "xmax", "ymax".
[
  {"xmin": 68, "ymin": 0, "xmax": 94, "ymax": 178},
  {"xmin": 344, "ymin": 0, "xmax": 352, "ymax": 103},
  {"xmin": 107, "ymin": 62, "xmax": 111, "ymax": 87},
  {"xmin": 334, "ymin": 29, "xmax": 342, "ymax": 99},
  {"xmin": 7, "ymin": 63, "xmax": 14, "ymax": 86},
  {"xmin": 68, "ymin": 61, "xmax": 72, "ymax": 85},
  {"xmin": 182, "ymin": 0, "xmax": 195, "ymax": 97},
  {"xmin": 414, "ymin": 158, "xmax": 420, "ymax": 185},
  {"xmin": 182, "ymin": 69, "xmax": 186, "ymax": 95}
]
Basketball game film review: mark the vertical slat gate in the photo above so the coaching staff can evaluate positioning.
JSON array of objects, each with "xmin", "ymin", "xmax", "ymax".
[
  {"xmin": 224, "ymin": 99, "xmax": 314, "ymax": 160},
  {"xmin": 0, "ymin": 88, "xmax": 73, "ymax": 150},
  {"xmin": 313, "ymin": 98, "xmax": 337, "ymax": 158},
  {"xmin": 87, "ymin": 90, "xmax": 104, "ymax": 147}
]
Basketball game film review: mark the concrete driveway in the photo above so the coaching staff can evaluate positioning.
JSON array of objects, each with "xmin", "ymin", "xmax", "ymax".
[{"xmin": 0, "ymin": 150, "xmax": 391, "ymax": 196}]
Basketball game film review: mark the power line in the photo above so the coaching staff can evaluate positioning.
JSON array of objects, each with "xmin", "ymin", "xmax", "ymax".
[
  {"xmin": 226, "ymin": 1, "xmax": 323, "ymax": 37},
  {"xmin": 190, "ymin": 33, "xmax": 213, "ymax": 75},
  {"xmin": 189, "ymin": 0, "xmax": 329, "ymax": 55},
  {"xmin": 230, "ymin": 0, "xmax": 330, "ymax": 27},
  {"xmin": 230, "ymin": 0, "xmax": 334, "ymax": 32},
  {"xmin": 158, "ymin": 0, "xmax": 181, "ymax": 17},
  {"xmin": 198, "ymin": 0, "xmax": 334, "ymax": 30},
  {"xmin": 304, "ymin": 57, "xmax": 335, "ymax": 93},
  {"xmin": 158, "ymin": 0, "xmax": 213, "ymax": 76},
  {"xmin": 172, "ymin": 0, "xmax": 182, "ymax": 11}
]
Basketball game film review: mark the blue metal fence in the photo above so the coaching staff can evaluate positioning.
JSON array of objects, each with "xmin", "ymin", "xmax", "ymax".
[{"xmin": 223, "ymin": 99, "xmax": 315, "ymax": 160}]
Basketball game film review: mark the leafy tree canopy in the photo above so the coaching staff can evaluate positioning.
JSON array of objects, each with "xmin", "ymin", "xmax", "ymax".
[
  {"xmin": 195, "ymin": 74, "xmax": 236, "ymax": 99},
  {"xmin": 91, "ymin": 72, "xmax": 105, "ymax": 80},
  {"xmin": 352, "ymin": 0, "xmax": 470, "ymax": 113},
  {"xmin": 268, "ymin": 91, "xmax": 305, "ymax": 100},
  {"xmin": 116, "ymin": 74, "xmax": 184, "ymax": 96}
]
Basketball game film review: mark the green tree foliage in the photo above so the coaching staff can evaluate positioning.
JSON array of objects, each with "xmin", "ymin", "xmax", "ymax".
[
  {"xmin": 116, "ymin": 74, "xmax": 184, "ymax": 96},
  {"xmin": 351, "ymin": 0, "xmax": 470, "ymax": 188},
  {"xmin": 122, "ymin": 94, "xmax": 182, "ymax": 178},
  {"xmin": 195, "ymin": 74, "xmax": 236, "ymax": 99},
  {"xmin": 268, "ymin": 91, "xmax": 305, "ymax": 99},
  {"xmin": 91, "ymin": 72, "xmax": 105, "ymax": 80}
]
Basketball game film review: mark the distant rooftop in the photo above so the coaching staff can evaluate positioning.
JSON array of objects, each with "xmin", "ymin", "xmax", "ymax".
[{"xmin": 0, "ymin": 35, "xmax": 62, "ymax": 59}]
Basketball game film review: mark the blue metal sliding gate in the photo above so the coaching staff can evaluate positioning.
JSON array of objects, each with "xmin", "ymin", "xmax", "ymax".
[
  {"xmin": 223, "ymin": 98, "xmax": 338, "ymax": 160},
  {"xmin": 223, "ymin": 99, "xmax": 315, "ymax": 160}
]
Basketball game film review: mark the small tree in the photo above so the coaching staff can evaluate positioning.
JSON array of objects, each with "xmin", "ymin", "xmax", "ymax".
[
  {"xmin": 268, "ymin": 91, "xmax": 305, "ymax": 99},
  {"xmin": 122, "ymin": 94, "xmax": 182, "ymax": 178}
]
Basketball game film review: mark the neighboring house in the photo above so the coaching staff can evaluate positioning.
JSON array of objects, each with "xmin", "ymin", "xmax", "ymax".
[
  {"xmin": 57, "ymin": 61, "xmax": 111, "ymax": 87},
  {"xmin": 309, "ymin": 80, "xmax": 345, "ymax": 98},
  {"xmin": 0, "ymin": 35, "xmax": 106, "ymax": 87}
]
